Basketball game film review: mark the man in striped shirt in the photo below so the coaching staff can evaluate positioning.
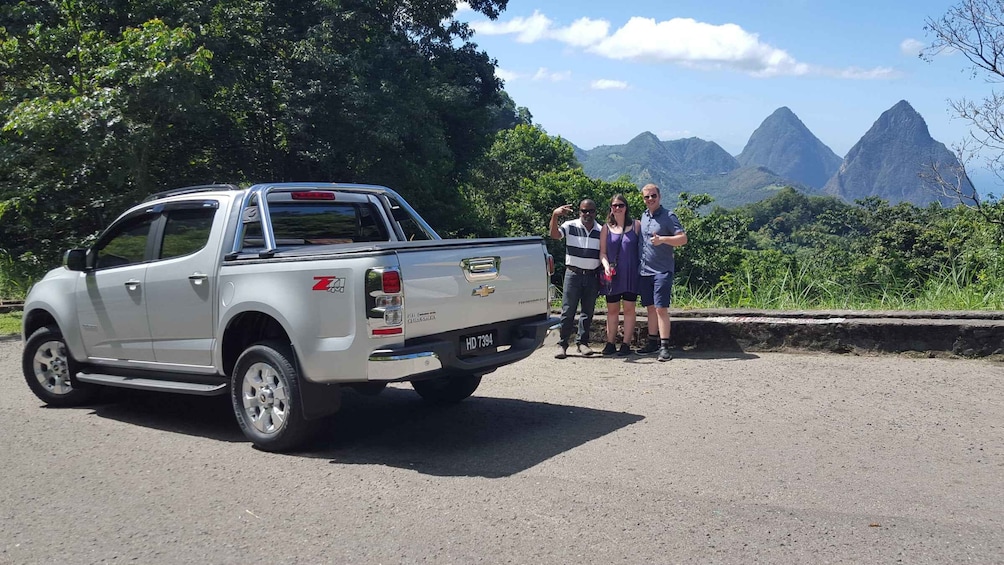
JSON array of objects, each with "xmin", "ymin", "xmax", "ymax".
[{"xmin": 549, "ymin": 199, "xmax": 602, "ymax": 359}]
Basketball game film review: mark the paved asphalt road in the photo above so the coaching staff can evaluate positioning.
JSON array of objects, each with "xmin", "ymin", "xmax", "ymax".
[{"xmin": 3, "ymin": 336, "xmax": 1002, "ymax": 564}]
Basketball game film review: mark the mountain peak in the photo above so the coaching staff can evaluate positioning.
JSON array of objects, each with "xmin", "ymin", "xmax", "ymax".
[
  {"xmin": 890, "ymin": 99, "xmax": 916, "ymax": 113},
  {"xmin": 871, "ymin": 100, "xmax": 930, "ymax": 141},
  {"xmin": 626, "ymin": 131, "xmax": 662, "ymax": 145},
  {"xmin": 737, "ymin": 107, "xmax": 842, "ymax": 188},
  {"xmin": 769, "ymin": 106, "xmax": 797, "ymax": 119},
  {"xmin": 823, "ymin": 100, "xmax": 970, "ymax": 206}
]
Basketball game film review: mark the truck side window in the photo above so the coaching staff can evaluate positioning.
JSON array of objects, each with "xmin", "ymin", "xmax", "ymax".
[
  {"xmin": 160, "ymin": 208, "xmax": 216, "ymax": 259},
  {"xmin": 95, "ymin": 215, "xmax": 156, "ymax": 269}
]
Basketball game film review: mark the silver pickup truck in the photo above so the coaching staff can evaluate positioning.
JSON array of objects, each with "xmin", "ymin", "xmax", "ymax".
[{"xmin": 21, "ymin": 182, "xmax": 556, "ymax": 451}]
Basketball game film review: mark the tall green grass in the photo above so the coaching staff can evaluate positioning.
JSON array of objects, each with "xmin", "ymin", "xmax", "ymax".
[
  {"xmin": 0, "ymin": 311, "xmax": 21, "ymax": 336},
  {"xmin": 0, "ymin": 250, "xmax": 41, "ymax": 301},
  {"xmin": 674, "ymin": 260, "xmax": 1004, "ymax": 311}
]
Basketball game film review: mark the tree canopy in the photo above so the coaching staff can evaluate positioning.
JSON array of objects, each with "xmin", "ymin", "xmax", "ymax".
[{"xmin": 0, "ymin": 0, "xmax": 510, "ymax": 261}]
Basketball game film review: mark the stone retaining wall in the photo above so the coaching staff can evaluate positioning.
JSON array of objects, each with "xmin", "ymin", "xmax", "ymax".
[{"xmin": 578, "ymin": 312, "xmax": 1004, "ymax": 358}]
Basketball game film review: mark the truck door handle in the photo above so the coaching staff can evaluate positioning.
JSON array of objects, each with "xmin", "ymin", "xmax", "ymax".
[
  {"xmin": 124, "ymin": 279, "xmax": 141, "ymax": 290},
  {"xmin": 188, "ymin": 273, "xmax": 209, "ymax": 285}
]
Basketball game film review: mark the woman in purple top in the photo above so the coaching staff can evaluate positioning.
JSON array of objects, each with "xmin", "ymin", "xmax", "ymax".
[{"xmin": 599, "ymin": 194, "xmax": 641, "ymax": 356}]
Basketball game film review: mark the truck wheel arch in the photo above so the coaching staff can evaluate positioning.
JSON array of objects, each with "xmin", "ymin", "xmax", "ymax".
[
  {"xmin": 222, "ymin": 310, "xmax": 341, "ymax": 422},
  {"xmin": 221, "ymin": 311, "xmax": 291, "ymax": 377},
  {"xmin": 22, "ymin": 308, "xmax": 58, "ymax": 340}
]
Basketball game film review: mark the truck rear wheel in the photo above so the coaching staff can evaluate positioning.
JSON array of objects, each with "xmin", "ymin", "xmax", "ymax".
[
  {"xmin": 411, "ymin": 373, "xmax": 482, "ymax": 404},
  {"xmin": 231, "ymin": 341, "xmax": 317, "ymax": 452},
  {"xmin": 22, "ymin": 325, "xmax": 97, "ymax": 407}
]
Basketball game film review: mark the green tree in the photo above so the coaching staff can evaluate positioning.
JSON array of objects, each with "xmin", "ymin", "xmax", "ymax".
[
  {"xmin": 672, "ymin": 192, "xmax": 751, "ymax": 291},
  {"xmin": 0, "ymin": 0, "xmax": 510, "ymax": 268},
  {"xmin": 461, "ymin": 123, "xmax": 581, "ymax": 237}
]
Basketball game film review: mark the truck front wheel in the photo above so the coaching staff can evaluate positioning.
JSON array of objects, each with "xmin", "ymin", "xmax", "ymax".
[
  {"xmin": 411, "ymin": 373, "xmax": 482, "ymax": 404},
  {"xmin": 231, "ymin": 341, "xmax": 317, "ymax": 452},
  {"xmin": 22, "ymin": 325, "xmax": 97, "ymax": 407}
]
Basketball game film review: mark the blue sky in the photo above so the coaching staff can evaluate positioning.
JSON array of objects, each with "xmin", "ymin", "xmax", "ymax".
[{"xmin": 455, "ymin": 1, "xmax": 997, "ymax": 189}]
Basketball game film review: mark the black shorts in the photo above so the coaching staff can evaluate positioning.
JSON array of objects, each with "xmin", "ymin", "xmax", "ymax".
[{"xmin": 605, "ymin": 292, "xmax": 638, "ymax": 303}]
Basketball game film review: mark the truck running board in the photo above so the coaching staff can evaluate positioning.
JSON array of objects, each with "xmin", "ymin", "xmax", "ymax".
[{"xmin": 76, "ymin": 372, "xmax": 228, "ymax": 396}]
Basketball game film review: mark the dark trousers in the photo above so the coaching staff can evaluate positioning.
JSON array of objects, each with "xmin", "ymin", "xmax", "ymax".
[{"xmin": 558, "ymin": 269, "xmax": 599, "ymax": 346}]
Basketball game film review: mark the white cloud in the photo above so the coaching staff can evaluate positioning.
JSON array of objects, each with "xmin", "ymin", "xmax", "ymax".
[
  {"xmin": 472, "ymin": 12, "xmax": 895, "ymax": 79},
  {"xmin": 589, "ymin": 17, "xmax": 810, "ymax": 77},
  {"xmin": 900, "ymin": 38, "xmax": 925, "ymax": 57},
  {"xmin": 591, "ymin": 79, "xmax": 629, "ymax": 90},
  {"xmin": 495, "ymin": 68, "xmax": 519, "ymax": 82},
  {"xmin": 471, "ymin": 10, "xmax": 552, "ymax": 43},
  {"xmin": 455, "ymin": 2, "xmax": 472, "ymax": 13},
  {"xmin": 533, "ymin": 67, "xmax": 572, "ymax": 81},
  {"xmin": 550, "ymin": 18, "xmax": 610, "ymax": 48},
  {"xmin": 830, "ymin": 66, "xmax": 901, "ymax": 79}
]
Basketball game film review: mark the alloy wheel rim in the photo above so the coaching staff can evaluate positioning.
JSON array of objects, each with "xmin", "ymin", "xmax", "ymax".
[
  {"xmin": 241, "ymin": 362, "xmax": 289, "ymax": 435},
  {"xmin": 33, "ymin": 339, "xmax": 73, "ymax": 395}
]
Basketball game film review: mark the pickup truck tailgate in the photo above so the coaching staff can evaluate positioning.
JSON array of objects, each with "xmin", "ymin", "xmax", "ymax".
[{"xmin": 396, "ymin": 238, "xmax": 550, "ymax": 339}]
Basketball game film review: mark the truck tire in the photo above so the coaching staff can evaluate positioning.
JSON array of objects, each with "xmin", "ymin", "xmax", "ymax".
[
  {"xmin": 22, "ymin": 325, "xmax": 97, "ymax": 407},
  {"xmin": 231, "ymin": 341, "xmax": 317, "ymax": 452},
  {"xmin": 411, "ymin": 373, "xmax": 482, "ymax": 404}
]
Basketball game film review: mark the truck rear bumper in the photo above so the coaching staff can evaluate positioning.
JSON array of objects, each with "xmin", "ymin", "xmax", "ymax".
[{"xmin": 366, "ymin": 315, "xmax": 557, "ymax": 382}]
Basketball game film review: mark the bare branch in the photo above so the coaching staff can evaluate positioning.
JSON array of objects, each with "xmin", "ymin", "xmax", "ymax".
[{"xmin": 920, "ymin": 1, "xmax": 1004, "ymax": 230}]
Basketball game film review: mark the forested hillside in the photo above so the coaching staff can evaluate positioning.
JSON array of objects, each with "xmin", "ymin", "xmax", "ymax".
[
  {"xmin": 1, "ymin": 1, "xmax": 1002, "ymax": 310},
  {"xmin": 0, "ymin": 0, "xmax": 517, "ymax": 263}
]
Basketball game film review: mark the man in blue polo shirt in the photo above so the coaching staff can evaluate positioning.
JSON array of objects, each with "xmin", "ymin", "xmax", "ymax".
[
  {"xmin": 550, "ymin": 199, "xmax": 602, "ymax": 359},
  {"xmin": 638, "ymin": 184, "xmax": 687, "ymax": 361}
]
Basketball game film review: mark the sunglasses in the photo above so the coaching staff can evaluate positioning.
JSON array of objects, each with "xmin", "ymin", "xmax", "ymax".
[
  {"xmin": 610, "ymin": 203, "xmax": 626, "ymax": 209},
  {"xmin": 579, "ymin": 208, "xmax": 596, "ymax": 213},
  {"xmin": 643, "ymin": 194, "xmax": 659, "ymax": 200}
]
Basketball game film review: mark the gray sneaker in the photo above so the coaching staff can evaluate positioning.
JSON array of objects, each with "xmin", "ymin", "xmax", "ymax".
[
  {"xmin": 577, "ymin": 343, "xmax": 596, "ymax": 356},
  {"xmin": 555, "ymin": 344, "xmax": 568, "ymax": 359},
  {"xmin": 657, "ymin": 347, "xmax": 673, "ymax": 362}
]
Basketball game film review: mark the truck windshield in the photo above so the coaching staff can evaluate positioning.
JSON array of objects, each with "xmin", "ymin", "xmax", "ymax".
[{"xmin": 242, "ymin": 202, "xmax": 390, "ymax": 248}]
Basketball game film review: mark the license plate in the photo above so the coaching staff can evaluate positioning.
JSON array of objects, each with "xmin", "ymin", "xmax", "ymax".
[{"xmin": 460, "ymin": 330, "xmax": 498, "ymax": 355}]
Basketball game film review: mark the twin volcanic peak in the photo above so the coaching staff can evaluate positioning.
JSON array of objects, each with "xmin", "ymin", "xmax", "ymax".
[
  {"xmin": 576, "ymin": 100, "xmax": 973, "ymax": 208},
  {"xmin": 736, "ymin": 106, "xmax": 842, "ymax": 189},
  {"xmin": 822, "ymin": 100, "xmax": 973, "ymax": 206}
]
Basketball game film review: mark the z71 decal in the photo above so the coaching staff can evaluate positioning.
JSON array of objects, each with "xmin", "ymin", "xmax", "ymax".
[{"xmin": 312, "ymin": 276, "xmax": 345, "ymax": 293}]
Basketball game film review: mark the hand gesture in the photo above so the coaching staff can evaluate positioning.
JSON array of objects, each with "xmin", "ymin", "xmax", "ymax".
[{"xmin": 553, "ymin": 204, "xmax": 573, "ymax": 216}]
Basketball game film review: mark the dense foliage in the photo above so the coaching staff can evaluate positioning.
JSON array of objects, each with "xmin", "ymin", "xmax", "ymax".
[
  {"xmin": 1, "ymin": 0, "xmax": 1002, "ymax": 311},
  {"xmin": 675, "ymin": 187, "xmax": 1004, "ymax": 309},
  {"xmin": 1, "ymin": 0, "xmax": 514, "ymax": 265}
]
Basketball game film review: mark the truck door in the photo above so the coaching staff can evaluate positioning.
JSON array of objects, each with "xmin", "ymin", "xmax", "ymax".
[
  {"xmin": 144, "ymin": 202, "xmax": 221, "ymax": 368},
  {"xmin": 76, "ymin": 212, "xmax": 158, "ymax": 362}
]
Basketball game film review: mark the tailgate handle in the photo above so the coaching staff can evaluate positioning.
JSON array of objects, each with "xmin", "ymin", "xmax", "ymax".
[{"xmin": 460, "ymin": 256, "xmax": 500, "ymax": 282}]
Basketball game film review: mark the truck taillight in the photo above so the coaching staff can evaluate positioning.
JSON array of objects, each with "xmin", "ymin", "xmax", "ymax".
[
  {"xmin": 382, "ymin": 270, "xmax": 401, "ymax": 294},
  {"xmin": 545, "ymin": 253, "xmax": 555, "ymax": 276},
  {"xmin": 366, "ymin": 267, "xmax": 404, "ymax": 337}
]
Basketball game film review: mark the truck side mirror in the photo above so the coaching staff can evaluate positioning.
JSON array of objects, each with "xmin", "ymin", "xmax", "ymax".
[{"xmin": 63, "ymin": 249, "xmax": 88, "ymax": 272}]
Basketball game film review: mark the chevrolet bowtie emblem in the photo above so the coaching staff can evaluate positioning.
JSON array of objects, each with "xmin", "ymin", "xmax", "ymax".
[{"xmin": 472, "ymin": 285, "xmax": 496, "ymax": 298}]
